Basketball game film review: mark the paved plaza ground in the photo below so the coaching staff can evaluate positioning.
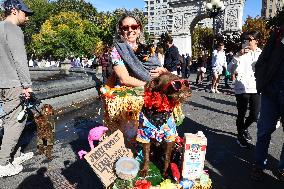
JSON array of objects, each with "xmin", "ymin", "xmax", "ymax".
[{"xmin": 0, "ymin": 74, "xmax": 283, "ymax": 189}]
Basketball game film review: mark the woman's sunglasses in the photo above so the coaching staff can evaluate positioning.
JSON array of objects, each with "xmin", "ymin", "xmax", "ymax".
[
  {"xmin": 162, "ymin": 79, "xmax": 190, "ymax": 92},
  {"xmin": 121, "ymin": 24, "xmax": 140, "ymax": 31}
]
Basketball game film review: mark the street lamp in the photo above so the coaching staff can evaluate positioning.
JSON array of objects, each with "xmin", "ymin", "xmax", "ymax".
[
  {"xmin": 205, "ymin": 0, "xmax": 225, "ymax": 32},
  {"xmin": 204, "ymin": 0, "xmax": 225, "ymax": 49}
]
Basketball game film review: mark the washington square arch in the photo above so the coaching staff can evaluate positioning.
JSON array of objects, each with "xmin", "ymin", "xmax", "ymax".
[{"xmin": 144, "ymin": 0, "xmax": 245, "ymax": 55}]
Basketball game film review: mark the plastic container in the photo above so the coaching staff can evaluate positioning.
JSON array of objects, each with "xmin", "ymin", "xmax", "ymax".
[{"xmin": 115, "ymin": 157, "xmax": 140, "ymax": 180}]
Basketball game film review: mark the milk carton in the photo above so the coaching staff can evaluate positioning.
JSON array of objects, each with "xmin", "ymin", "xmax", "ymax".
[{"xmin": 182, "ymin": 131, "xmax": 207, "ymax": 180}]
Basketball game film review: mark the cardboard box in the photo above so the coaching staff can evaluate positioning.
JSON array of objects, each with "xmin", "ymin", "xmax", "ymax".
[
  {"xmin": 182, "ymin": 131, "xmax": 207, "ymax": 180},
  {"xmin": 84, "ymin": 130, "xmax": 133, "ymax": 188}
]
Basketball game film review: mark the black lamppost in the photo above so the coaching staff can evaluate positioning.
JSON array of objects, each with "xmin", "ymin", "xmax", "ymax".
[{"xmin": 205, "ymin": 0, "xmax": 225, "ymax": 49}]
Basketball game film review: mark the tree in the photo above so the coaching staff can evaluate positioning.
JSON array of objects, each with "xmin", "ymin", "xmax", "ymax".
[
  {"xmin": 93, "ymin": 12, "xmax": 116, "ymax": 46},
  {"xmin": 51, "ymin": 0, "xmax": 97, "ymax": 21},
  {"xmin": 242, "ymin": 16, "xmax": 271, "ymax": 48},
  {"xmin": 23, "ymin": 0, "xmax": 55, "ymax": 53},
  {"xmin": 31, "ymin": 11, "xmax": 102, "ymax": 59},
  {"xmin": 191, "ymin": 26, "xmax": 214, "ymax": 59}
]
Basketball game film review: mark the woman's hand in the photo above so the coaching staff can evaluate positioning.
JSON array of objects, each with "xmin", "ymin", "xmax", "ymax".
[
  {"xmin": 150, "ymin": 67, "xmax": 168, "ymax": 78},
  {"xmin": 239, "ymin": 47, "xmax": 250, "ymax": 56}
]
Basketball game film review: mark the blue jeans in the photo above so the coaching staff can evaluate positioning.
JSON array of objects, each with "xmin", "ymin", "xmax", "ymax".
[{"xmin": 254, "ymin": 91, "xmax": 284, "ymax": 170}]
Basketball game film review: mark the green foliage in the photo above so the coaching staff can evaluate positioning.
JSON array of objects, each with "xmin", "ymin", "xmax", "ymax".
[
  {"xmin": 191, "ymin": 26, "xmax": 213, "ymax": 59},
  {"xmin": 242, "ymin": 16, "xmax": 271, "ymax": 48},
  {"xmin": 20, "ymin": 0, "xmax": 146, "ymax": 59},
  {"xmin": 31, "ymin": 11, "xmax": 101, "ymax": 59},
  {"xmin": 23, "ymin": 0, "xmax": 55, "ymax": 53},
  {"xmin": 51, "ymin": 0, "xmax": 97, "ymax": 21}
]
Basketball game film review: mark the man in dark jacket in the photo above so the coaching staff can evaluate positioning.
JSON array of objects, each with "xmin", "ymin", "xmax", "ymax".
[
  {"xmin": 163, "ymin": 35, "xmax": 179, "ymax": 75},
  {"xmin": 251, "ymin": 26, "xmax": 284, "ymax": 181}
]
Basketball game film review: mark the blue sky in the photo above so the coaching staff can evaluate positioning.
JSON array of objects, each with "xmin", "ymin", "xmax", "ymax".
[{"xmin": 88, "ymin": 0, "xmax": 262, "ymax": 19}]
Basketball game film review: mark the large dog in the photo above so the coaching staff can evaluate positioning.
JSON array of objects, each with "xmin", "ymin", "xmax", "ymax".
[
  {"xmin": 137, "ymin": 72, "xmax": 191, "ymax": 177},
  {"xmin": 34, "ymin": 104, "xmax": 55, "ymax": 160}
]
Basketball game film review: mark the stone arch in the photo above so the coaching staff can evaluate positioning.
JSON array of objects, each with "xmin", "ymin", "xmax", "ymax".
[{"xmin": 189, "ymin": 13, "xmax": 211, "ymax": 35}]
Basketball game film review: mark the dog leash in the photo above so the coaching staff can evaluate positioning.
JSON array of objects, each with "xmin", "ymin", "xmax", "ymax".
[{"xmin": 0, "ymin": 93, "xmax": 42, "ymax": 120}]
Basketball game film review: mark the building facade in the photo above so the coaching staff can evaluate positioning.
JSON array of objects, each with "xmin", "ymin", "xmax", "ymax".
[
  {"xmin": 144, "ymin": 0, "xmax": 244, "ymax": 55},
  {"xmin": 262, "ymin": 0, "xmax": 284, "ymax": 18}
]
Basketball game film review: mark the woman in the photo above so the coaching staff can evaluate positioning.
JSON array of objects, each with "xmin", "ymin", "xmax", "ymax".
[
  {"xmin": 211, "ymin": 41, "xmax": 227, "ymax": 93},
  {"xmin": 230, "ymin": 31, "xmax": 262, "ymax": 148},
  {"xmin": 195, "ymin": 55, "xmax": 207, "ymax": 86},
  {"xmin": 110, "ymin": 14, "xmax": 168, "ymax": 87},
  {"xmin": 156, "ymin": 45, "xmax": 165, "ymax": 67},
  {"xmin": 106, "ymin": 14, "xmax": 169, "ymax": 143}
]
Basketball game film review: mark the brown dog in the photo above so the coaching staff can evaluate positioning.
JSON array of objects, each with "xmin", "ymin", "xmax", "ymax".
[
  {"xmin": 138, "ymin": 72, "xmax": 191, "ymax": 177},
  {"xmin": 34, "ymin": 104, "xmax": 55, "ymax": 160}
]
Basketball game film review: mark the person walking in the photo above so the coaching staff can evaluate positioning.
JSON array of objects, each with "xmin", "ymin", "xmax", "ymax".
[
  {"xmin": 230, "ymin": 31, "xmax": 262, "ymax": 148},
  {"xmin": 156, "ymin": 45, "xmax": 165, "ymax": 67},
  {"xmin": 99, "ymin": 50, "xmax": 111, "ymax": 84},
  {"xmin": 185, "ymin": 53, "xmax": 192, "ymax": 78},
  {"xmin": 181, "ymin": 54, "xmax": 188, "ymax": 78},
  {"xmin": 224, "ymin": 51, "xmax": 234, "ymax": 89},
  {"xmin": 211, "ymin": 41, "xmax": 227, "ymax": 93},
  {"xmin": 196, "ymin": 55, "xmax": 207, "ymax": 86},
  {"xmin": 164, "ymin": 35, "xmax": 180, "ymax": 75},
  {"xmin": 0, "ymin": 0, "xmax": 34, "ymax": 177},
  {"xmin": 250, "ymin": 26, "xmax": 284, "ymax": 181}
]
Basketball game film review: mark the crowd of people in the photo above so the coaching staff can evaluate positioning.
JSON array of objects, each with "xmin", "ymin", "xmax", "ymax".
[{"xmin": 0, "ymin": 0, "xmax": 283, "ymax": 184}]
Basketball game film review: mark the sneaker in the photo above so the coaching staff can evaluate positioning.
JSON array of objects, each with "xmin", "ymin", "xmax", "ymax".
[
  {"xmin": 250, "ymin": 165, "xmax": 265, "ymax": 181},
  {"xmin": 210, "ymin": 88, "xmax": 216, "ymax": 93},
  {"xmin": 237, "ymin": 134, "xmax": 249, "ymax": 148},
  {"xmin": 0, "ymin": 163, "xmax": 23, "ymax": 178},
  {"xmin": 215, "ymin": 89, "xmax": 220, "ymax": 94},
  {"xmin": 12, "ymin": 152, "xmax": 34, "ymax": 165},
  {"xmin": 243, "ymin": 130, "xmax": 252, "ymax": 141}
]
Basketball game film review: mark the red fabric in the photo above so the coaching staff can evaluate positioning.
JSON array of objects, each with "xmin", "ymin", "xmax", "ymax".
[
  {"xmin": 133, "ymin": 180, "xmax": 152, "ymax": 189},
  {"xmin": 144, "ymin": 92, "xmax": 177, "ymax": 112},
  {"xmin": 170, "ymin": 163, "xmax": 181, "ymax": 182}
]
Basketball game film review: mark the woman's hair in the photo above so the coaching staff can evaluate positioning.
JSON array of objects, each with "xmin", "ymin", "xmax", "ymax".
[
  {"xmin": 246, "ymin": 30, "xmax": 261, "ymax": 41},
  {"xmin": 156, "ymin": 46, "xmax": 164, "ymax": 55},
  {"xmin": 216, "ymin": 41, "xmax": 224, "ymax": 48},
  {"xmin": 115, "ymin": 13, "xmax": 145, "ymax": 43}
]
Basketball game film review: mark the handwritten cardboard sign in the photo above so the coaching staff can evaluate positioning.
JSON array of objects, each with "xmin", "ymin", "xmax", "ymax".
[{"xmin": 84, "ymin": 130, "xmax": 133, "ymax": 188}]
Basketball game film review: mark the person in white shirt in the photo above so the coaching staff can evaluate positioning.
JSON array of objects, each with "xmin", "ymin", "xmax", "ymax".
[
  {"xmin": 211, "ymin": 41, "xmax": 227, "ymax": 93},
  {"xmin": 230, "ymin": 31, "xmax": 262, "ymax": 148}
]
